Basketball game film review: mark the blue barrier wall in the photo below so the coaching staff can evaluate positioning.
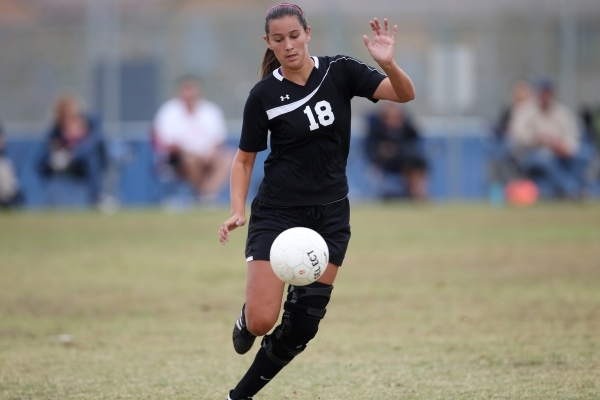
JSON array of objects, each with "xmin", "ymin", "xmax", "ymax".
[{"xmin": 6, "ymin": 135, "xmax": 496, "ymax": 208}]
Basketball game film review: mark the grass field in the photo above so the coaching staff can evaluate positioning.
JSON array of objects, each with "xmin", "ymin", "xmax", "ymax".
[{"xmin": 1, "ymin": 203, "xmax": 599, "ymax": 399}]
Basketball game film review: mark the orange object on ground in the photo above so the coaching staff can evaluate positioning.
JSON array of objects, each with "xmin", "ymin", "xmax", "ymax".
[{"xmin": 505, "ymin": 179, "xmax": 539, "ymax": 206}]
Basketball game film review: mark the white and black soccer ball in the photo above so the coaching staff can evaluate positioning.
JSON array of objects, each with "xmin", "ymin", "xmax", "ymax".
[{"xmin": 270, "ymin": 227, "xmax": 329, "ymax": 286}]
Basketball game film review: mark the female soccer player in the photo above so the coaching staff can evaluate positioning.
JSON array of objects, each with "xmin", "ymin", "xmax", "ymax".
[{"xmin": 218, "ymin": 3, "xmax": 414, "ymax": 399}]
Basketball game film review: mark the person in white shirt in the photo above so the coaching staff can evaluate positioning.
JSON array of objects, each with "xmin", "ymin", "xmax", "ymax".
[
  {"xmin": 154, "ymin": 76, "xmax": 233, "ymax": 198},
  {"xmin": 508, "ymin": 80, "xmax": 581, "ymax": 198}
]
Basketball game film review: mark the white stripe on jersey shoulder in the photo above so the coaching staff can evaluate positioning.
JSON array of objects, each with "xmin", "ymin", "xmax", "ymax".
[
  {"xmin": 266, "ymin": 56, "xmax": 383, "ymax": 121},
  {"xmin": 272, "ymin": 56, "xmax": 319, "ymax": 82},
  {"xmin": 313, "ymin": 56, "xmax": 319, "ymax": 69}
]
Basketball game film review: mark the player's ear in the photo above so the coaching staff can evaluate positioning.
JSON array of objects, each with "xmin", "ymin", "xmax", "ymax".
[
  {"xmin": 263, "ymin": 35, "xmax": 271, "ymax": 50},
  {"xmin": 305, "ymin": 26, "xmax": 311, "ymax": 43}
]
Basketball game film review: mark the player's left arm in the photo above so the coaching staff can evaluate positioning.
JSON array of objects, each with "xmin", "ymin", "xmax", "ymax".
[{"xmin": 364, "ymin": 18, "xmax": 415, "ymax": 103}]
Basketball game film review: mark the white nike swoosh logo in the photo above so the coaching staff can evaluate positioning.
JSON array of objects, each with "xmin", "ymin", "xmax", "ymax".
[{"xmin": 260, "ymin": 376, "xmax": 272, "ymax": 381}]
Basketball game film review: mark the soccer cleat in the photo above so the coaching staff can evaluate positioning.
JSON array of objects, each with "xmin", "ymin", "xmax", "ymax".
[
  {"xmin": 232, "ymin": 303, "xmax": 256, "ymax": 355},
  {"xmin": 228, "ymin": 390, "xmax": 253, "ymax": 400}
]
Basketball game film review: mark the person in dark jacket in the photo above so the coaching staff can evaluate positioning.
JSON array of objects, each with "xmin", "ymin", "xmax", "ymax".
[
  {"xmin": 365, "ymin": 103, "xmax": 428, "ymax": 201},
  {"xmin": 39, "ymin": 95, "xmax": 105, "ymax": 204}
]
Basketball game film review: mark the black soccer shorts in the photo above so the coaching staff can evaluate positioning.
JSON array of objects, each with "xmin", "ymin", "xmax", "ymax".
[{"xmin": 244, "ymin": 197, "xmax": 351, "ymax": 267}]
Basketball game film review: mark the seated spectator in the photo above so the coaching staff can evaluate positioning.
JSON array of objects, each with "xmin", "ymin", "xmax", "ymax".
[
  {"xmin": 0, "ymin": 123, "xmax": 23, "ymax": 209},
  {"xmin": 153, "ymin": 76, "xmax": 233, "ymax": 201},
  {"xmin": 38, "ymin": 95, "xmax": 105, "ymax": 204},
  {"xmin": 508, "ymin": 80, "xmax": 581, "ymax": 199},
  {"xmin": 495, "ymin": 79, "xmax": 532, "ymax": 140},
  {"xmin": 488, "ymin": 80, "xmax": 533, "ymax": 188},
  {"xmin": 365, "ymin": 103, "xmax": 428, "ymax": 201}
]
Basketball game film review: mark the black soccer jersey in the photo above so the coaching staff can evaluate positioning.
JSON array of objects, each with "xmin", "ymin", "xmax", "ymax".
[{"xmin": 239, "ymin": 55, "xmax": 387, "ymax": 206}]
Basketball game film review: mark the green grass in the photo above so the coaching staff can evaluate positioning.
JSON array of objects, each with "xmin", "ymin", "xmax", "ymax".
[{"xmin": 1, "ymin": 203, "xmax": 599, "ymax": 399}]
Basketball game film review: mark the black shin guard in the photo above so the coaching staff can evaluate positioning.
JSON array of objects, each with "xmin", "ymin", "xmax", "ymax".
[
  {"xmin": 263, "ymin": 282, "xmax": 333, "ymax": 366},
  {"xmin": 230, "ymin": 282, "xmax": 333, "ymax": 399}
]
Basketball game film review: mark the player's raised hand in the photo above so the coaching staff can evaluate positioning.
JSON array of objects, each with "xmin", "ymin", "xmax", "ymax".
[
  {"xmin": 219, "ymin": 213, "xmax": 246, "ymax": 245},
  {"xmin": 363, "ymin": 18, "xmax": 397, "ymax": 67}
]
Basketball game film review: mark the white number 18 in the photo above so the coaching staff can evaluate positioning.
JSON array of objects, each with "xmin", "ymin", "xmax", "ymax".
[{"xmin": 303, "ymin": 100, "xmax": 335, "ymax": 131}]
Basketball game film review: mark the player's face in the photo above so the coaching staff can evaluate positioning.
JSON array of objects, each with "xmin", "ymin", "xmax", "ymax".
[{"xmin": 264, "ymin": 16, "xmax": 311, "ymax": 71}]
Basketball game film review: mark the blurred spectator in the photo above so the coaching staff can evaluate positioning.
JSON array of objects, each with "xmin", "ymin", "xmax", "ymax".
[
  {"xmin": 365, "ymin": 103, "xmax": 428, "ymax": 201},
  {"xmin": 495, "ymin": 80, "xmax": 532, "ymax": 139},
  {"xmin": 153, "ymin": 76, "xmax": 233, "ymax": 201},
  {"xmin": 508, "ymin": 80, "xmax": 581, "ymax": 199},
  {"xmin": 0, "ymin": 123, "xmax": 23, "ymax": 209},
  {"xmin": 38, "ymin": 95, "xmax": 105, "ymax": 204},
  {"xmin": 488, "ymin": 80, "xmax": 533, "ymax": 193}
]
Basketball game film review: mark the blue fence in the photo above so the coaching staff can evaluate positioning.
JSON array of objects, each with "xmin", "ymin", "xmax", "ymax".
[{"xmin": 5, "ymin": 134, "xmax": 598, "ymax": 208}]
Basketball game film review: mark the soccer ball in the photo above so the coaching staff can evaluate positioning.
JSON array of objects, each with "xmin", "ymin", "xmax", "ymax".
[{"xmin": 270, "ymin": 227, "xmax": 329, "ymax": 286}]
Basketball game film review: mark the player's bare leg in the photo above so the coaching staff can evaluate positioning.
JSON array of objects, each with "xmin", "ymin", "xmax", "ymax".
[
  {"xmin": 232, "ymin": 260, "xmax": 284, "ymax": 355},
  {"xmin": 245, "ymin": 260, "xmax": 286, "ymax": 336}
]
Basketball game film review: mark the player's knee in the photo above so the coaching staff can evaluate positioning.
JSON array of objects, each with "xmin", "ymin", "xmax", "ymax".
[
  {"xmin": 245, "ymin": 311, "xmax": 278, "ymax": 336},
  {"xmin": 285, "ymin": 282, "xmax": 333, "ymax": 322},
  {"xmin": 282, "ymin": 286, "xmax": 331, "ymax": 344},
  {"xmin": 246, "ymin": 319, "xmax": 274, "ymax": 337},
  {"xmin": 263, "ymin": 282, "xmax": 334, "ymax": 365}
]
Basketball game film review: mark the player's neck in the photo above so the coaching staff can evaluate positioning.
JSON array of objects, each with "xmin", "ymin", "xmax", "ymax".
[{"xmin": 280, "ymin": 56, "xmax": 314, "ymax": 86}]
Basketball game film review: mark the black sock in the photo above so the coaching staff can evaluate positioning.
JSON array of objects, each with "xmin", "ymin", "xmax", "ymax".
[{"xmin": 230, "ymin": 346, "xmax": 285, "ymax": 399}]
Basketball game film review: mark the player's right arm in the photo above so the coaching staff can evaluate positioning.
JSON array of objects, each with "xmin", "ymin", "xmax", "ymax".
[
  {"xmin": 219, "ymin": 90, "xmax": 267, "ymax": 244},
  {"xmin": 219, "ymin": 149, "xmax": 256, "ymax": 244}
]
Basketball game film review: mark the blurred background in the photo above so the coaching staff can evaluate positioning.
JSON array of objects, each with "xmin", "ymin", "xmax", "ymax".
[{"xmin": 1, "ymin": 0, "xmax": 600, "ymax": 209}]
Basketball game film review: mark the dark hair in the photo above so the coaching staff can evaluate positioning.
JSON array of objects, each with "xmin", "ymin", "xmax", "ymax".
[{"xmin": 260, "ymin": 3, "xmax": 308, "ymax": 79}]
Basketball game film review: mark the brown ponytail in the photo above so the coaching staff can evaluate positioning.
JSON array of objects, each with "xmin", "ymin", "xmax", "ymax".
[
  {"xmin": 260, "ymin": 48, "xmax": 282, "ymax": 80},
  {"xmin": 259, "ymin": 3, "xmax": 308, "ymax": 80}
]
